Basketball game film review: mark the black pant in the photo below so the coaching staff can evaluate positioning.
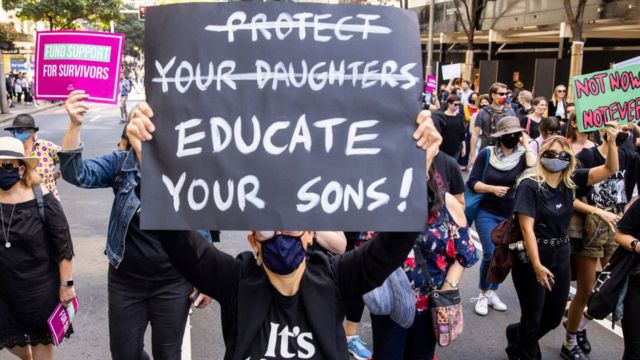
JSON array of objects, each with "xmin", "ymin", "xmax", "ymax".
[
  {"xmin": 108, "ymin": 266, "xmax": 192, "ymax": 360},
  {"xmin": 623, "ymin": 274, "xmax": 640, "ymax": 360},
  {"xmin": 371, "ymin": 311, "xmax": 436, "ymax": 360},
  {"xmin": 509, "ymin": 243, "xmax": 571, "ymax": 360}
]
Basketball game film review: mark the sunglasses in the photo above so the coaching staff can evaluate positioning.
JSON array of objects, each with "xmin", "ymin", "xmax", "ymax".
[
  {"xmin": 451, "ymin": 102, "xmax": 461, "ymax": 106},
  {"xmin": 541, "ymin": 150, "xmax": 571, "ymax": 161},
  {"xmin": 0, "ymin": 162, "xmax": 19, "ymax": 172},
  {"xmin": 9, "ymin": 129, "xmax": 30, "ymax": 135},
  {"xmin": 557, "ymin": 89, "xmax": 566, "ymax": 93},
  {"xmin": 253, "ymin": 230, "xmax": 305, "ymax": 241},
  {"xmin": 496, "ymin": 92, "xmax": 508, "ymax": 96}
]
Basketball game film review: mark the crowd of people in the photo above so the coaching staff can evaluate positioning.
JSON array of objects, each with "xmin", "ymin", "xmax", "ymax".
[
  {"xmin": 426, "ymin": 78, "xmax": 640, "ymax": 360},
  {"xmin": 5, "ymin": 72, "xmax": 36, "ymax": 107},
  {"xmin": 0, "ymin": 65, "xmax": 639, "ymax": 360}
]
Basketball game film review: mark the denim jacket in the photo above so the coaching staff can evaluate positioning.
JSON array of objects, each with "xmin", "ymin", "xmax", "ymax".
[{"xmin": 59, "ymin": 145, "xmax": 140, "ymax": 268}]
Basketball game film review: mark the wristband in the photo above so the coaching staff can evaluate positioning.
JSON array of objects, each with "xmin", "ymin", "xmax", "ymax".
[{"xmin": 61, "ymin": 280, "xmax": 74, "ymax": 287}]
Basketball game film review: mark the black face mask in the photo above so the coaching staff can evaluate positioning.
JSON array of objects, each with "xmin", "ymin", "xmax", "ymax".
[
  {"xmin": 501, "ymin": 133, "xmax": 520, "ymax": 149},
  {"xmin": 0, "ymin": 168, "xmax": 20, "ymax": 191}
]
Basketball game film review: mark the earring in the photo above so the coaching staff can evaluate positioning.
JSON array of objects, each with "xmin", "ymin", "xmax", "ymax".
[{"xmin": 255, "ymin": 253, "xmax": 262, "ymax": 266}]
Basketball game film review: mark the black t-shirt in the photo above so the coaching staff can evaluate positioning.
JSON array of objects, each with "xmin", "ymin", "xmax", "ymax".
[
  {"xmin": 520, "ymin": 116, "xmax": 542, "ymax": 140},
  {"xmin": 514, "ymin": 170, "xmax": 589, "ymax": 239},
  {"xmin": 117, "ymin": 187, "xmax": 182, "ymax": 279},
  {"xmin": 617, "ymin": 199, "xmax": 640, "ymax": 274},
  {"xmin": 433, "ymin": 152, "xmax": 465, "ymax": 196},
  {"xmin": 434, "ymin": 111, "xmax": 466, "ymax": 157},
  {"xmin": 467, "ymin": 148, "xmax": 528, "ymax": 218},
  {"xmin": 577, "ymin": 147, "xmax": 639, "ymax": 208},
  {"xmin": 247, "ymin": 289, "xmax": 322, "ymax": 359}
]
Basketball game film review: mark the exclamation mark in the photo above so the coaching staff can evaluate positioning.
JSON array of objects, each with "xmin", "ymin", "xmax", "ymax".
[{"xmin": 397, "ymin": 168, "xmax": 413, "ymax": 212}]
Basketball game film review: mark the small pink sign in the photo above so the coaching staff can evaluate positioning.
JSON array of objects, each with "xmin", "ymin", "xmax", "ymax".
[
  {"xmin": 425, "ymin": 74, "xmax": 437, "ymax": 93},
  {"xmin": 47, "ymin": 297, "xmax": 79, "ymax": 346},
  {"xmin": 34, "ymin": 30, "xmax": 125, "ymax": 104}
]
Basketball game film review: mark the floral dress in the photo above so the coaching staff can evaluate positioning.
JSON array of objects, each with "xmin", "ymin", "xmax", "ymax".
[
  {"xmin": 32, "ymin": 139, "xmax": 61, "ymax": 200},
  {"xmin": 404, "ymin": 201, "xmax": 478, "ymax": 312}
]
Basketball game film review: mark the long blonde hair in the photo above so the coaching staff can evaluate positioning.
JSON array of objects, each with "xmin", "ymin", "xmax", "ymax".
[
  {"xmin": 551, "ymin": 85, "xmax": 566, "ymax": 106},
  {"xmin": 518, "ymin": 136, "xmax": 577, "ymax": 191}
]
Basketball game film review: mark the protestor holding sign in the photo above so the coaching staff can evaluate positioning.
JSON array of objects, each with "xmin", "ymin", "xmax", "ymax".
[
  {"xmin": 124, "ymin": 101, "xmax": 440, "ymax": 360},
  {"xmin": 57, "ymin": 91, "xmax": 212, "ymax": 360},
  {"xmin": 0, "ymin": 137, "xmax": 75, "ymax": 359}
]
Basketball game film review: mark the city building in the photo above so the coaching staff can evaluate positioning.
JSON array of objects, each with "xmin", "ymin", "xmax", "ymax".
[{"xmin": 413, "ymin": 0, "xmax": 640, "ymax": 97}]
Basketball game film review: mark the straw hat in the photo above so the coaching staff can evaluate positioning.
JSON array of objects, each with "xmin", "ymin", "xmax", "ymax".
[{"xmin": 0, "ymin": 137, "xmax": 39, "ymax": 168}]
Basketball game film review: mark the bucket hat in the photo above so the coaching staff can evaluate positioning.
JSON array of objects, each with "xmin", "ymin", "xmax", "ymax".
[{"xmin": 491, "ymin": 116, "xmax": 524, "ymax": 138}]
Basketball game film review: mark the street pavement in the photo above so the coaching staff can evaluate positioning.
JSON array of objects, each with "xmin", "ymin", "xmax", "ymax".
[{"xmin": 0, "ymin": 97, "xmax": 626, "ymax": 359}]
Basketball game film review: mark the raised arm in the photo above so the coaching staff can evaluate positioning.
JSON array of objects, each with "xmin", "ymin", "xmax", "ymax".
[
  {"xmin": 154, "ymin": 230, "xmax": 242, "ymax": 304},
  {"xmin": 334, "ymin": 231, "xmax": 417, "ymax": 300},
  {"xmin": 587, "ymin": 125, "xmax": 619, "ymax": 186},
  {"xmin": 62, "ymin": 90, "xmax": 90, "ymax": 150}
]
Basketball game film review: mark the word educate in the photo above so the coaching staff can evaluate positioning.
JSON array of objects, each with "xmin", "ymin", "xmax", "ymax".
[
  {"xmin": 42, "ymin": 64, "xmax": 110, "ymax": 80},
  {"xmin": 160, "ymin": 168, "xmax": 413, "ymax": 215},
  {"xmin": 174, "ymin": 114, "xmax": 381, "ymax": 157},
  {"xmin": 205, "ymin": 11, "xmax": 391, "ymax": 43},
  {"xmin": 153, "ymin": 57, "xmax": 418, "ymax": 93}
]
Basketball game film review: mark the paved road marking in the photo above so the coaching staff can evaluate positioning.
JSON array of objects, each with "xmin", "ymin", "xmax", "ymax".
[
  {"xmin": 88, "ymin": 115, "xmax": 102, "ymax": 123},
  {"xmin": 182, "ymin": 310, "xmax": 192, "ymax": 360},
  {"xmin": 469, "ymin": 229, "xmax": 623, "ymax": 338}
]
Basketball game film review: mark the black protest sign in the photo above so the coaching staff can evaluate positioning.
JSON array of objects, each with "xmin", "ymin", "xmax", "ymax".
[{"xmin": 141, "ymin": 2, "xmax": 425, "ymax": 231}]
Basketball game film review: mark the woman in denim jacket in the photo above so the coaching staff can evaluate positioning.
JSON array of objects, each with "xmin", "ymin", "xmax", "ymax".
[{"xmin": 58, "ymin": 90, "xmax": 212, "ymax": 360}]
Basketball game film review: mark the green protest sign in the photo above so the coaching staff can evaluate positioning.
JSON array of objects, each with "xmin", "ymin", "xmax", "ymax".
[{"xmin": 572, "ymin": 63, "xmax": 640, "ymax": 132}]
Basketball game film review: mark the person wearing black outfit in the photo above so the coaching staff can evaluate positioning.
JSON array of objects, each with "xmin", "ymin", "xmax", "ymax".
[
  {"xmin": 549, "ymin": 85, "xmax": 568, "ymax": 121},
  {"xmin": 614, "ymin": 199, "xmax": 640, "ymax": 360},
  {"xmin": 0, "ymin": 137, "xmax": 75, "ymax": 360},
  {"xmin": 124, "ymin": 103, "xmax": 441, "ymax": 360},
  {"xmin": 507, "ymin": 132, "xmax": 620, "ymax": 360},
  {"xmin": 433, "ymin": 94, "xmax": 466, "ymax": 161},
  {"xmin": 59, "ymin": 91, "xmax": 212, "ymax": 360}
]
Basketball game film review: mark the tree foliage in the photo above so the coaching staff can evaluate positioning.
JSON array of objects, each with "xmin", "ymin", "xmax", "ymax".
[
  {"xmin": 0, "ymin": 23, "xmax": 19, "ymax": 50},
  {"xmin": 4, "ymin": 0, "xmax": 123, "ymax": 30},
  {"xmin": 114, "ymin": 10, "xmax": 144, "ymax": 57}
]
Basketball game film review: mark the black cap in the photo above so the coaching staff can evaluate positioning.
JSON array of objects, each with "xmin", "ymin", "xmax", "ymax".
[{"xmin": 4, "ymin": 114, "xmax": 39, "ymax": 131}]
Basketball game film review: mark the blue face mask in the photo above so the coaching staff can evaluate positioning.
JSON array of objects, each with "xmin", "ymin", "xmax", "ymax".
[
  {"xmin": 11, "ymin": 129, "xmax": 30, "ymax": 143},
  {"xmin": 260, "ymin": 234, "xmax": 306, "ymax": 275}
]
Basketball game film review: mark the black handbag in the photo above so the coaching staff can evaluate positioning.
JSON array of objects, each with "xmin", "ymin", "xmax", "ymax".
[{"xmin": 413, "ymin": 244, "xmax": 463, "ymax": 347}]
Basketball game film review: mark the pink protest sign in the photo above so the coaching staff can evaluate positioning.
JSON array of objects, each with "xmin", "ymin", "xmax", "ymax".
[
  {"xmin": 35, "ymin": 31, "xmax": 124, "ymax": 104},
  {"xmin": 47, "ymin": 296, "xmax": 79, "ymax": 346},
  {"xmin": 425, "ymin": 74, "xmax": 436, "ymax": 93}
]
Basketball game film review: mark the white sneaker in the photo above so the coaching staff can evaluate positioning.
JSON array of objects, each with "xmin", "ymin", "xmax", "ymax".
[
  {"xmin": 486, "ymin": 291, "xmax": 508, "ymax": 311},
  {"xmin": 473, "ymin": 293, "xmax": 489, "ymax": 316}
]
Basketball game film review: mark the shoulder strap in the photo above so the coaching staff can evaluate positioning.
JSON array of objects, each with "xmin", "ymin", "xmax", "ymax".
[
  {"xmin": 32, "ymin": 185, "xmax": 45, "ymax": 224},
  {"xmin": 481, "ymin": 147, "xmax": 491, "ymax": 182},
  {"xmin": 526, "ymin": 116, "xmax": 532, "ymax": 134},
  {"xmin": 413, "ymin": 241, "xmax": 434, "ymax": 289}
]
